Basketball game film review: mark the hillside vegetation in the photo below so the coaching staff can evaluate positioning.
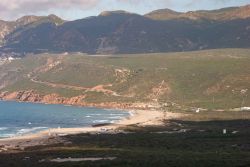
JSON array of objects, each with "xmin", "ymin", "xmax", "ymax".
[{"xmin": 0, "ymin": 49, "xmax": 250, "ymax": 110}]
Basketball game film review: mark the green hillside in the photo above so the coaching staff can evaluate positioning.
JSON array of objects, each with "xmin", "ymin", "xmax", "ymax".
[{"xmin": 1, "ymin": 49, "xmax": 250, "ymax": 110}]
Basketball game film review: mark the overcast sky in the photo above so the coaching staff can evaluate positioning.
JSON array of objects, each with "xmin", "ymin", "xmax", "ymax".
[{"xmin": 0, "ymin": 0, "xmax": 249, "ymax": 21}]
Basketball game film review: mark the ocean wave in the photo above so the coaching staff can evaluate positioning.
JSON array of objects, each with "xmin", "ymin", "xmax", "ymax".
[
  {"xmin": 0, "ymin": 127, "xmax": 8, "ymax": 131},
  {"xmin": 93, "ymin": 120, "xmax": 109, "ymax": 123},
  {"xmin": 89, "ymin": 114, "xmax": 102, "ymax": 116},
  {"xmin": 110, "ymin": 120, "xmax": 118, "ymax": 124},
  {"xmin": 17, "ymin": 127, "xmax": 48, "ymax": 135},
  {"xmin": 0, "ymin": 133, "xmax": 16, "ymax": 138},
  {"xmin": 109, "ymin": 113, "xmax": 125, "ymax": 116},
  {"xmin": 128, "ymin": 111, "xmax": 135, "ymax": 116},
  {"xmin": 104, "ymin": 108, "xmax": 124, "ymax": 112},
  {"xmin": 108, "ymin": 116, "xmax": 123, "ymax": 119}
]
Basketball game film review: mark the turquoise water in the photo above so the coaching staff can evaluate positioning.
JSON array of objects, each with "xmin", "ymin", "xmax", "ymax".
[{"xmin": 0, "ymin": 101, "xmax": 129, "ymax": 138}]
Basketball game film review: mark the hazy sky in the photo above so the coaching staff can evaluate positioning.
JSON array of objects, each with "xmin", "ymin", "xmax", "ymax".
[{"xmin": 0, "ymin": 0, "xmax": 250, "ymax": 21}]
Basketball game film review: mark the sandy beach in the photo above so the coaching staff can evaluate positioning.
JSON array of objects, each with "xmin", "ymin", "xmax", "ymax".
[{"xmin": 0, "ymin": 110, "xmax": 181, "ymax": 152}]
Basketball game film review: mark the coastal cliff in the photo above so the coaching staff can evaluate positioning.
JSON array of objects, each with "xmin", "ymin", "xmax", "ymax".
[{"xmin": 0, "ymin": 90, "xmax": 155, "ymax": 110}]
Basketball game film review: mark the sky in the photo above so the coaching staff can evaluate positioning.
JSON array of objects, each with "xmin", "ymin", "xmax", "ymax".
[{"xmin": 0, "ymin": 0, "xmax": 250, "ymax": 21}]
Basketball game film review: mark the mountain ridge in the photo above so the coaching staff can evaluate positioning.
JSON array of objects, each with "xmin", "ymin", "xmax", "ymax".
[
  {"xmin": 0, "ymin": 14, "xmax": 65, "ymax": 48},
  {"xmin": 145, "ymin": 5, "xmax": 250, "ymax": 20},
  {"xmin": 0, "ymin": 5, "xmax": 250, "ymax": 56}
]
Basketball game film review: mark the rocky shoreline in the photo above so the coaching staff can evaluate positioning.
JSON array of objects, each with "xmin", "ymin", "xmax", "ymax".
[{"xmin": 0, "ymin": 90, "xmax": 160, "ymax": 110}]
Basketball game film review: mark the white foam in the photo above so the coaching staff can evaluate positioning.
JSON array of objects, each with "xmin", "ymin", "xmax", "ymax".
[
  {"xmin": 0, "ymin": 127, "xmax": 8, "ymax": 131},
  {"xmin": 108, "ymin": 116, "xmax": 123, "ymax": 119},
  {"xmin": 109, "ymin": 113, "xmax": 125, "ymax": 116},
  {"xmin": 89, "ymin": 114, "xmax": 102, "ymax": 116},
  {"xmin": 17, "ymin": 127, "xmax": 48, "ymax": 135},
  {"xmin": 128, "ymin": 111, "xmax": 135, "ymax": 117},
  {"xmin": 93, "ymin": 120, "xmax": 109, "ymax": 123},
  {"xmin": 110, "ymin": 120, "xmax": 116, "ymax": 124},
  {"xmin": 0, "ymin": 133, "xmax": 16, "ymax": 138}
]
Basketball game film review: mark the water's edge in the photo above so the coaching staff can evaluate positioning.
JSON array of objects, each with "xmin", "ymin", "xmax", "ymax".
[{"xmin": 0, "ymin": 100, "xmax": 131, "ymax": 139}]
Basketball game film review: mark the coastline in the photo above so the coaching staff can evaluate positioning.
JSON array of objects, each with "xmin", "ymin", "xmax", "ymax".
[{"xmin": 0, "ymin": 108, "xmax": 182, "ymax": 152}]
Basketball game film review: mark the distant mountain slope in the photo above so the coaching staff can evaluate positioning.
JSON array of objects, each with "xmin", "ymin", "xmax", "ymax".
[
  {"xmin": 0, "ymin": 5, "xmax": 250, "ymax": 56},
  {"xmin": 0, "ymin": 20, "xmax": 15, "ymax": 46},
  {"xmin": 145, "ymin": 5, "xmax": 250, "ymax": 20},
  {"xmin": 144, "ymin": 9, "xmax": 181, "ymax": 20},
  {"xmin": 0, "ymin": 15, "xmax": 65, "ymax": 50}
]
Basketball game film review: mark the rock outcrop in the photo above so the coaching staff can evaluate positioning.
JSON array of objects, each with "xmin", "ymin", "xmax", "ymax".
[{"xmin": 0, "ymin": 90, "xmax": 162, "ymax": 110}]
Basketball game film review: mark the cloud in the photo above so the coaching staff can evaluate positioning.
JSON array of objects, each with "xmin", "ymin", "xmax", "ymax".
[{"xmin": 0, "ymin": 0, "xmax": 98, "ymax": 20}]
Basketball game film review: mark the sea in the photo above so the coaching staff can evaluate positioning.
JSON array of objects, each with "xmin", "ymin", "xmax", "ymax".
[{"xmin": 0, "ymin": 101, "xmax": 129, "ymax": 138}]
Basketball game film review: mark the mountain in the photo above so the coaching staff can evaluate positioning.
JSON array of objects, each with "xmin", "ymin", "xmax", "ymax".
[
  {"xmin": 0, "ymin": 20, "xmax": 15, "ymax": 46},
  {"xmin": 145, "ymin": 5, "xmax": 250, "ymax": 20},
  {"xmin": 15, "ymin": 14, "xmax": 64, "ymax": 26},
  {"xmin": 0, "ymin": 15, "xmax": 65, "ymax": 50},
  {"xmin": 0, "ymin": 5, "xmax": 250, "ymax": 56},
  {"xmin": 144, "ymin": 9, "xmax": 181, "ymax": 20}
]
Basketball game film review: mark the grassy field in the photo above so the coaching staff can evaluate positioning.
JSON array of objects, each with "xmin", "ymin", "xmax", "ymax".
[
  {"xmin": 0, "ymin": 111, "xmax": 249, "ymax": 167},
  {"xmin": 1, "ymin": 48, "xmax": 250, "ymax": 109}
]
